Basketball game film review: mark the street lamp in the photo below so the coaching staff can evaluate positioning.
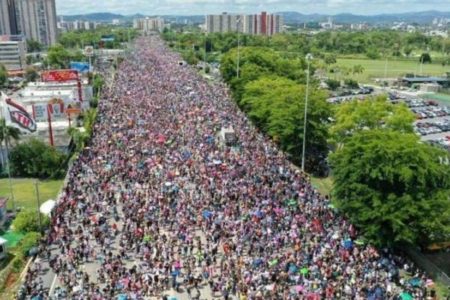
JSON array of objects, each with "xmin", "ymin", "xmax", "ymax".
[
  {"xmin": 236, "ymin": 16, "xmax": 241, "ymax": 79},
  {"xmin": 302, "ymin": 53, "xmax": 313, "ymax": 172}
]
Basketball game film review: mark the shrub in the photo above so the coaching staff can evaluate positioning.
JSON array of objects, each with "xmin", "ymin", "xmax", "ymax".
[
  {"xmin": 10, "ymin": 139, "xmax": 68, "ymax": 179},
  {"xmin": 17, "ymin": 232, "xmax": 41, "ymax": 257},
  {"xmin": 12, "ymin": 210, "xmax": 49, "ymax": 234}
]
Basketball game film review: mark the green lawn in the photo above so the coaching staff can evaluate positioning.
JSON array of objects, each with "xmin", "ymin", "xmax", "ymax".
[
  {"xmin": 329, "ymin": 58, "xmax": 449, "ymax": 83},
  {"xmin": 310, "ymin": 176, "xmax": 334, "ymax": 196},
  {"xmin": 0, "ymin": 178, "xmax": 63, "ymax": 211}
]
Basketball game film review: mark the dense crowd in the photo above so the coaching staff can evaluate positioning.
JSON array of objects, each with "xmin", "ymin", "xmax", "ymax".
[{"xmin": 22, "ymin": 37, "xmax": 432, "ymax": 300}]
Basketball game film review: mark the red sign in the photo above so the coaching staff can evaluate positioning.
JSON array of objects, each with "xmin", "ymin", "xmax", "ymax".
[{"xmin": 41, "ymin": 70, "xmax": 79, "ymax": 82}]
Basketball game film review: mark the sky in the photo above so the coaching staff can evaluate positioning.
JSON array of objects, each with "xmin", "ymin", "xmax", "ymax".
[{"xmin": 56, "ymin": 0, "xmax": 450, "ymax": 16}]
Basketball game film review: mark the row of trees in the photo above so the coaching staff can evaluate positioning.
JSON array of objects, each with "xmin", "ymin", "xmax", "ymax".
[
  {"xmin": 58, "ymin": 27, "xmax": 139, "ymax": 49},
  {"xmin": 162, "ymin": 29, "xmax": 450, "ymax": 62}
]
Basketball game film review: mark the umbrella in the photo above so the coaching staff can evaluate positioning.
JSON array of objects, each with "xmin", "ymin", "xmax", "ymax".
[
  {"xmin": 300, "ymin": 267, "xmax": 309, "ymax": 275},
  {"xmin": 355, "ymin": 239, "xmax": 365, "ymax": 246},
  {"xmin": 202, "ymin": 210, "xmax": 213, "ymax": 219},
  {"xmin": 343, "ymin": 239, "xmax": 353, "ymax": 250},
  {"xmin": 399, "ymin": 292, "xmax": 413, "ymax": 300},
  {"xmin": 409, "ymin": 277, "xmax": 422, "ymax": 287},
  {"xmin": 295, "ymin": 285, "xmax": 304, "ymax": 292},
  {"xmin": 117, "ymin": 294, "xmax": 127, "ymax": 300},
  {"xmin": 40, "ymin": 199, "xmax": 56, "ymax": 215}
]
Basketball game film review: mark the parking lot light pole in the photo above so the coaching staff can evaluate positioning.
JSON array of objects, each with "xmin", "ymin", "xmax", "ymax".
[{"xmin": 302, "ymin": 54, "xmax": 313, "ymax": 172}]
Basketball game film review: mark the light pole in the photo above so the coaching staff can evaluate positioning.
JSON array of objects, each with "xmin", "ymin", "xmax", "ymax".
[
  {"xmin": 236, "ymin": 17, "xmax": 241, "ymax": 79},
  {"xmin": 34, "ymin": 181, "xmax": 43, "ymax": 233},
  {"xmin": 302, "ymin": 54, "xmax": 313, "ymax": 172},
  {"xmin": 204, "ymin": 31, "xmax": 207, "ymax": 75}
]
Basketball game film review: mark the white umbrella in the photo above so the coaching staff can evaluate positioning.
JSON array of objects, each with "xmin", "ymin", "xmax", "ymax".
[{"xmin": 40, "ymin": 199, "xmax": 56, "ymax": 215}]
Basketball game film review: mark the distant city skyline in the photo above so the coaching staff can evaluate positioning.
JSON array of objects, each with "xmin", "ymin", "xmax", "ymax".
[{"xmin": 56, "ymin": 0, "xmax": 450, "ymax": 16}]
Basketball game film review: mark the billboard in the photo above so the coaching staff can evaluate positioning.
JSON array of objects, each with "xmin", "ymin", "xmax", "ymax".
[
  {"xmin": 41, "ymin": 70, "xmax": 79, "ymax": 82},
  {"xmin": 70, "ymin": 62, "xmax": 90, "ymax": 73}
]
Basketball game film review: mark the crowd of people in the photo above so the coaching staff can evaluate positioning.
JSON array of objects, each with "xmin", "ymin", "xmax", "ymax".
[{"xmin": 22, "ymin": 36, "xmax": 433, "ymax": 300}]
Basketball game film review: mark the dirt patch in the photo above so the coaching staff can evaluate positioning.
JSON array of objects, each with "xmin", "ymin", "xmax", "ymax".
[{"xmin": 5, "ymin": 272, "xmax": 18, "ymax": 289}]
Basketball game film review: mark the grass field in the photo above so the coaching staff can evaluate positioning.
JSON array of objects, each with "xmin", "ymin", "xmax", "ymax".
[
  {"xmin": 329, "ymin": 58, "xmax": 449, "ymax": 83},
  {"xmin": 310, "ymin": 176, "xmax": 334, "ymax": 196},
  {"xmin": 0, "ymin": 178, "xmax": 63, "ymax": 211}
]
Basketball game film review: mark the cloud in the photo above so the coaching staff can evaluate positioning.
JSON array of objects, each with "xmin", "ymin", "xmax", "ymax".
[{"xmin": 56, "ymin": 0, "xmax": 450, "ymax": 15}]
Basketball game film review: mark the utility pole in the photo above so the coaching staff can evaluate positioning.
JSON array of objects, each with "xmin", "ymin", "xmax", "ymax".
[
  {"xmin": 2, "ymin": 123, "xmax": 16, "ymax": 213},
  {"xmin": 302, "ymin": 54, "xmax": 313, "ymax": 172},
  {"xmin": 34, "ymin": 181, "xmax": 43, "ymax": 233}
]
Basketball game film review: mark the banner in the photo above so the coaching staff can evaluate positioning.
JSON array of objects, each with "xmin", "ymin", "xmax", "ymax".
[
  {"xmin": 5, "ymin": 98, "xmax": 36, "ymax": 133},
  {"xmin": 70, "ymin": 62, "xmax": 90, "ymax": 73},
  {"xmin": 33, "ymin": 104, "xmax": 48, "ymax": 122},
  {"xmin": 41, "ymin": 70, "xmax": 79, "ymax": 82}
]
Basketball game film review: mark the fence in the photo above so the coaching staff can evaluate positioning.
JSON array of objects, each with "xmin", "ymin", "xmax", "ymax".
[{"xmin": 402, "ymin": 246, "xmax": 450, "ymax": 287}]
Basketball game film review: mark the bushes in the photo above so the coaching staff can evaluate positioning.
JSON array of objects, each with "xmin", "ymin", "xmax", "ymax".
[
  {"xmin": 9, "ymin": 139, "xmax": 67, "ymax": 179},
  {"xmin": 17, "ymin": 232, "xmax": 41, "ymax": 257},
  {"xmin": 325, "ymin": 79, "xmax": 340, "ymax": 90},
  {"xmin": 12, "ymin": 210, "xmax": 49, "ymax": 234}
]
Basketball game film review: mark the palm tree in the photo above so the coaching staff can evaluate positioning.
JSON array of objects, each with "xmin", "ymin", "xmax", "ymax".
[{"xmin": 0, "ymin": 117, "xmax": 21, "ymax": 212}]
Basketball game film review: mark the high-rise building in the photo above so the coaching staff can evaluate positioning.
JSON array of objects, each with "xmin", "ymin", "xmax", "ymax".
[
  {"xmin": 205, "ymin": 12, "xmax": 283, "ymax": 36},
  {"xmin": 0, "ymin": 0, "xmax": 18, "ymax": 35},
  {"xmin": 0, "ymin": 35, "xmax": 27, "ymax": 70},
  {"xmin": 14, "ymin": 0, "xmax": 58, "ymax": 46},
  {"xmin": 133, "ymin": 18, "xmax": 165, "ymax": 33}
]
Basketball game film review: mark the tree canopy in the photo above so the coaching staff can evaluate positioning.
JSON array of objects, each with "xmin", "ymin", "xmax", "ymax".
[
  {"xmin": 241, "ymin": 76, "xmax": 331, "ymax": 174},
  {"xmin": 10, "ymin": 139, "xmax": 67, "ymax": 179},
  {"xmin": 330, "ymin": 96, "xmax": 415, "ymax": 145},
  {"xmin": 330, "ymin": 130, "xmax": 450, "ymax": 246}
]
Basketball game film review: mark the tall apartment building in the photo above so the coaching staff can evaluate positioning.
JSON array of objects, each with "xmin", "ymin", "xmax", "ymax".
[
  {"xmin": 0, "ymin": 0, "xmax": 57, "ymax": 46},
  {"xmin": 206, "ymin": 12, "xmax": 283, "ymax": 36},
  {"xmin": 133, "ymin": 18, "xmax": 165, "ymax": 33},
  {"xmin": 0, "ymin": 35, "xmax": 27, "ymax": 70}
]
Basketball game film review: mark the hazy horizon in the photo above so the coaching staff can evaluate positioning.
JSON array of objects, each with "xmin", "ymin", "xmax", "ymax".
[{"xmin": 56, "ymin": 0, "xmax": 450, "ymax": 16}]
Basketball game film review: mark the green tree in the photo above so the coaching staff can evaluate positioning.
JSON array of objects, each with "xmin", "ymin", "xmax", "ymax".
[
  {"xmin": 344, "ymin": 79, "xmax": 359, "ymax": 89},
  {"xmin": 241, "ymin": 76, "xmax": 331, "ymax": 174},
  {"xmin": 25, "ymin": 67, "xmax": 39, "ymax": 82},
  {"xmin": 330, "ymin": 130, "xmax": 450, "ymax": 246},
  {"xmin": 325, "ymin": 79, "xmax": 340, "ymax": 91},
  {"xmin": 12, "ymin": 210, "xmax": 49, "ymax": 233},
  {"xmin": 47, "ymin": 44, "xmax": 71, "ymax": 69},
  {"xmin": 17, "ymin": 232, "xmax": 41, "ymax": 256},
  {"xmin": 0, "ymin": 64, "xmax": 8, "ymax": 88},
  {"xmin": 324, "ymin": 54, "xmax": 337, "ymax": 65},
  {"xmin": 9, "ymin": 139, "xmax": 67, "ymax": 179},
  {"xmin": 330, "ymin": 96, "xmax": 415, "ymax": 145},
  {"xmin": 0, "ymin": 118, "xmax": 21, "ymax": 174},
  {"xmin": 419, "ymin": 53, "xmax": 432, "ymax": 64},
  {"xmin": 26, "ymin": 39, "xmax": 43, "ymax": 53}
]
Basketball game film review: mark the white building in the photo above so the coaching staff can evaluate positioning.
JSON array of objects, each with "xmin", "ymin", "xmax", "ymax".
[
  {"xmin": 133, "ymin": 18, "xmax": 165, "ymax": 32},
  {"xmin": 0, "ymin": 36, "xmax": 26, "ymax": 70},
  {"xmin": 206, "ymin": 12, "xmax": 283, "ymax": 36}
]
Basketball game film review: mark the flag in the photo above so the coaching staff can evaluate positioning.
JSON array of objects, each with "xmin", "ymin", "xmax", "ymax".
[{"xmin": 4, "ymin": 98, "xmax": 36, "ymax": 133}]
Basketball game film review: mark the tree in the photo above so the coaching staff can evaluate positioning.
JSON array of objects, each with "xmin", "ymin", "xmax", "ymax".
[
  {"xmin": 47, "ymin": 44, "xmax": 72, "ymax": 69},
  {"xmin": 344, "ymin": 79, "xmax": 359, "ymax": 89},
  {"xmin": 25, "ymin": 67, "xmax": 39, "ymax": 82},
  {"xmin": 403, "ymin": 46, "xmax": 413, "ymax": 57},
  {"xmin": 17, "ymin": 232, "xmax": 42, "ymax": 256},
  {"xmin": 9, "ymin": 139, "xmax": 67, "ymax": 179},
  {"xmin": 324, "ymin": 54, "xmax": 337, "ymax": 65},
  {"xmin": 0, "ymin": 118, "xmax": 21, "ymax": 175},
  {"xmin": 330, "ymin": 96, "xmax": 415, "ymax": 145},
  {"xmin": 366, "ymin": 48, "xmax": 381, "ymax": 60},
  {"xmin": 325, "ymin": 79, "xmax": 340, "ymax": 91},
  {"xmin": 419, "ymin": 53, "xmax": 432, "ymax": 64},
  {"xmin": 12, "ymin": 210, "xmax": 49, "ymax": 233},
  {"xmin": 241, "ymin": 76, "xmax": 331, "ymax": 174},
  {"xmin": 330, "ymin": 130, "xmax": 450, "ymax": 246},
  {"xmin": 0, "ymin": 64, "xmax": 8, "ymax": 88},
  {"xmin": 26, "ymin": 39, "xmax": 43, "ymax": 53}
]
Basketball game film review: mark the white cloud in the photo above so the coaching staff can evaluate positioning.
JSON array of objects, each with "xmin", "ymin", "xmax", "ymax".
[{"xmin": 55, "ymin": 0, "xmax": 450, "ymax": 15}]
